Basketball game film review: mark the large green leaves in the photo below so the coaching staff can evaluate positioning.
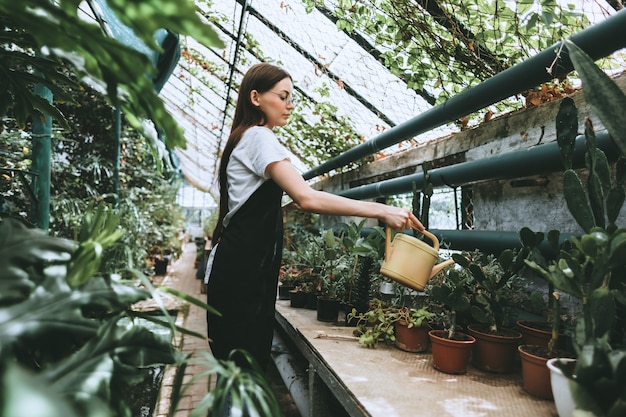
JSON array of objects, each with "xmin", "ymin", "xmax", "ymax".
[
  {"xmin": 0, "ymin": 218, "xmax": 75, "ymax": 304},
  {"xmin": 565, "ymin": 39, "xmax": 626, "ymax": 157},
  {"xmin": 0, "ymin": 0, "xmax": 224, "ymax": 149},
  {"xmin": 556, "ymin": 97, "xmax": 578, "ymax": 170}
]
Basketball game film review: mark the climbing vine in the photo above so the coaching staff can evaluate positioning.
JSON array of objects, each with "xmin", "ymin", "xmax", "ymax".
[{"xmin": 302, "ymin": 0, "xmax": 592, "ymax": 108}]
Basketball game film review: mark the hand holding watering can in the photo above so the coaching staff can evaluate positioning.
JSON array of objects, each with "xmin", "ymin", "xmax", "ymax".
[{"xmin": 380, "ymin": 221, "xmax": 455, "ymax": 291}]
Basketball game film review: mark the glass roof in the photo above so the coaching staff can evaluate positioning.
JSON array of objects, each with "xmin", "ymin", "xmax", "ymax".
[
  {"xmin": 157, "ymin": 0, "xmax": 618, "ymax": 198},
  {"xmin": 162, "ymin": 0, "xmax": 457, "ymax": 194}
]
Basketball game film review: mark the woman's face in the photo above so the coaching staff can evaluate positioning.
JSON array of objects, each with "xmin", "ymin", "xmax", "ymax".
[{"xmin": 252, "ymin": 77, "xmax": 295, "ymax": 129}]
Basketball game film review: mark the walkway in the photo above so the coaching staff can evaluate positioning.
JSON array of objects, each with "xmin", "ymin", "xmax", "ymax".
[{"xmin": 150, "ymin": 241, "xmax": 300, "ymax": 417}]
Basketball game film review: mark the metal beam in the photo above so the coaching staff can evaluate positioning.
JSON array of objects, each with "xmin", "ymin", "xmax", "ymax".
[
  {"xmin": 339, "ymin": 130, "xmax": 616, "ymax": 200},
  {"xmin": 31, "ymin": 77, "xmax": 52, "ymax": 230},
  {"xmin": 303, "ymin": 9, "xmax": 626, "ymax": 180}
]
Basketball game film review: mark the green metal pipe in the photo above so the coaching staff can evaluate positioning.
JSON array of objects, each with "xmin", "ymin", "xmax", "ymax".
[
  {"xmin": 303, "ymin": 9, "xmax": 626, "ymax": 181},
  {"xmin": 350, "ymin": 227, "xmax": 578, "ymax": 259},
  {"xmin": 428, "ymin": 229, "xmax": 578, "ymax": 257},
  {"xmin": 31, "ymin": 83, "xmax": 52, "ymax": 231},
  {"xmin": 113, "ymin": 107, "xmax": 121, "ymax": 208},
  {"xmin": 339, "ymin": 130, "xmax": 615, "ymax": 200}
]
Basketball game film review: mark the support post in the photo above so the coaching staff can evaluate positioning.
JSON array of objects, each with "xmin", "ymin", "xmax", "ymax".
[{"xmin": 31, "ymin": 82, "xmax": 52, "ymax": 230}]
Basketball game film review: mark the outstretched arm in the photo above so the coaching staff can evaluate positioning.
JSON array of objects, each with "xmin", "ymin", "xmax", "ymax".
[{"xmin": 266, "ymin": 159, "xmax": 423, "ymax": 231}]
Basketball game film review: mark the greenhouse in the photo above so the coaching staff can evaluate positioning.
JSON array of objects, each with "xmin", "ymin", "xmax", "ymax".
[{"xmin": 2, "ymin": 1, "xmax": 626, "ymax": 417}]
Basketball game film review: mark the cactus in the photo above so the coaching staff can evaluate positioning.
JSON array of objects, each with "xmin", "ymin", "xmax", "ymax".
[
  {"xmin": 523, "ymin": 39, "xmax": 626, "ymax": 417},
  {"xmin": 353, "ymin": 255, "xmax": 374, "ymax": 315}
]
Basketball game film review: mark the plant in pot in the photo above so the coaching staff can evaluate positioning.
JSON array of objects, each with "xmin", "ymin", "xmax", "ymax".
[
  {"xmin": 150, "ymin": 244, "xmax": 170, "ymax": 276},
  {"xmin": 427, "ymin": 265, "xmax": 476, "ymax": 374},
  {"xmin": 335, "ymin": 220, "xmax": 385, "ymax": 325},
  {"xmin": 349, "ymin": 298, "xmax": 397, "ymax": 348},
  {"xmin": 288, "ymin": 270, "xmax": 315, "ymax": 309},
  {"xmin": 518, "ymin": 291, "xmax": 572, "ymax": 400},
  {"xmin": 516, "ymin": 227, "xmax": 572, "ymax": 351},
  {"xmin": 278, "ymin": 265, "xmax": 300, "ymax": 300},
  {"xmin": 523, "ymin": 39, "xmax": 626, "ymax": 417},
  {"xmin": 291, "ymin": 230, "xmax": 326, "ymax": 309},
  {"xmin": 514, "ymin": 228, "xmax": 575, "ymax": 399},
  {"xmin": 391, "ymin": 305, "xmax": 435, "ymax": 353},
  {"xmin": 453, "ymin": 249, "xmax": 528, "ymax": 373},
  {"xmin": 315, "ymin": 229, "xmax": 352, "ymax": 321}
]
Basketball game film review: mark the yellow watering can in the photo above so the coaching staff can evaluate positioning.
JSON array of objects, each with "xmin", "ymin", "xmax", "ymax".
[{"xmin": 380, "ymin": 226, "xmax": 455, "ymax": 291}]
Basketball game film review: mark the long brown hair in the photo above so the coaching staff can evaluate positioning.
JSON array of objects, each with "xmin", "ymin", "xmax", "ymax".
[{"xmin": 212, "ymin": 62, "xmax": 292, "ymax": 242}]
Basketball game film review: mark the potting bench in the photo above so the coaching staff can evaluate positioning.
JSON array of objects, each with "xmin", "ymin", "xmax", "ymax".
[{"xmin": 273, "ymin": 300, "xmax": 558, "ymax": 417}]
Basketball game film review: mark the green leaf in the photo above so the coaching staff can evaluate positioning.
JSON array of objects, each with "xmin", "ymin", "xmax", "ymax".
[
  {"xmin": 0, "ymin": 218, "xmax": 76, "ymax": 304},
  {"xmin": 587, "ymin": 172, "xmax": 606, "ymax": 229},
  {"xmin": 565, "ymin": 39, "xmax": 626, "ymax": 157},
  {"xmin": 607, "ymin": 186, "xmax": 626, "ymax": 226},
  {"xmin": 563, "ymin": 169, "xmax": 595, "ymax": 232},
  {"xmin": 556, "ymin": 97, "xmax": 578, "ymax": 170},
  {"xmin": 589, "ymin": 287, "xmax": 615, "ymax": 338},
  {"xmin": 1, "ymin": 362, "xmax": 85, "ymax": 417}
]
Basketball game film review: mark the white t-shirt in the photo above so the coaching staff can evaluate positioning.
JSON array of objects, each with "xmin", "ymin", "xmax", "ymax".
[
  {"xmin": 205, "ymin": 126, "xmax": 290, "ymax": 284},
  {"xmin": 222, "ymin": 126, "xmax": 290, "ymax": 228}
]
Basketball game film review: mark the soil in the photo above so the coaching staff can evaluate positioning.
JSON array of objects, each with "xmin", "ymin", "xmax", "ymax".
[{"xmin": 520, "ymin": 344, "xmax": 574, "ymax": 360}]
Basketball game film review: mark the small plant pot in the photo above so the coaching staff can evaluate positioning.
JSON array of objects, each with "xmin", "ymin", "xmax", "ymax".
[
  {"xmin": 304, "ymin": 292, "xmax": 318, "ymax": 310},
  {"xmin": 316, "ymin": 296, "xmax": 339, "ymax": 322},
  {"xmin": 428, "ymin": 329, "xmax": 475, "ymax": 374},
  {"xmin": 153, "ymin": 258, "xmax": 168, "ymax": 275},
  {"xmin": 518, "ymin": 344, "xmax": 554, "ymax": 400},
  {"xmin": 278, "ymin": 285, "xmax": 294, "ymax": 300},
  {"xmin": 394, "ymin": 321, "xmax": 429, "ymax": 353},
  {"xmin": 547, "ymin": 358, "xmax": 577, "ymax": 417},
  {"xmin": 289, "ymin": 290, "xmax": 306, "ymax": 308},
  {"xmin": 468, "ymin": 323, "xmax": 522, "ymax": 373},
  {"xmin": 516, "ymin": 320, "xmax": 568, "ymax": 350}
]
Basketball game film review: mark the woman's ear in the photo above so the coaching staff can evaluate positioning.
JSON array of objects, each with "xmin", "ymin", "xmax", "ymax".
[{"xmin": 250, "ymin": 89, "xmax": 260, "ymax": 107}]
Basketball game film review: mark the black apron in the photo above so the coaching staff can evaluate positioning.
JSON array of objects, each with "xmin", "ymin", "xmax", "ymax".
[{"xmin": 207, "ymin": 179, "xmax": 284, "ymax": 370}]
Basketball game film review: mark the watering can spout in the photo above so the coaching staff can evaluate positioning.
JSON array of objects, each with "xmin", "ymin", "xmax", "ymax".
[{"xmin": 429, "ymin": 258, "xmax": 455, "ymax": 279}]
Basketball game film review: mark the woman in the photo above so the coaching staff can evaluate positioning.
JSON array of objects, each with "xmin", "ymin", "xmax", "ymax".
[{"xmin": 206, "ymin": 62, "xmax": 422, "ymax": 371}]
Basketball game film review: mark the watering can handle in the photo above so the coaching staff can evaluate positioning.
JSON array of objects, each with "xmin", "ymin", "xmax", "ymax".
[{"xmin": 385, "ymin": 226, "xmax": 440, "ymax": 261}]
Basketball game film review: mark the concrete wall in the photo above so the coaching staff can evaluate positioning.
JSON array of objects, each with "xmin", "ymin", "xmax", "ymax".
[{"xmin": 311, "ymin": 73, "xmax": 626, "ymax": 235}]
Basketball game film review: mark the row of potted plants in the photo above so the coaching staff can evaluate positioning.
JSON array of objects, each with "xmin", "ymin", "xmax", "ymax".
[{"xmin": 279, "ymin": 40, "xmax": 626, "ymax": 416}]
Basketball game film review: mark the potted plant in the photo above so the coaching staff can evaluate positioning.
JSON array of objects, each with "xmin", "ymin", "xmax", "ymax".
[
  {"xmin": 278, "ymin": 265, "xmax": 300, "ymax": 300},
  {"xmin": 334, "ymin": 220, "xmax": 385, "ymax": 325},
  {"xmin": 513, "ymin": 228, "xmax": 575, "ymax": 399},
  {"xmin": 427, "ymin": 265, "xmax": 476, "ymax": 374},
  {"xmin": 454, "ymin": 249, "xmax": 527, "ymax": 373},
  {"xmin": 524, "ymin": 39, "xmax": 626, "ymax": 416},
  {"xmin": 349, "ymin": 298, "xmax": 397, "ymax": 348},
  {"xmin": 518, "ymin": 291, "xmax": 574, "ymax": 400},
  {"xmin": 150, "ymin": 245, "xmax": 170, "ymax": 276},
  {"xmin": 391, "ymin": 306, "xmax": 435, "ymax": 353},
  {"xmin": 288, "ymin": 272, "xmax": 315, "ymax": 309},
  {"xmin": 315, "ymin": 229, "xmax": 352, "ymax": 321},
  {"xmin": 289, "ymin": 230, "xmax": 326, "ymax": 310}
]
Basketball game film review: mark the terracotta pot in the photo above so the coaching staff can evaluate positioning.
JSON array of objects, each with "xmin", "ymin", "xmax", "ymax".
[
  {"xmin": 428, "ymin": 329, "xmax": 475, "ymax": 374},
  {"xmin": 316, "ymin": 296, "xmax": 339, "ymax": 322},
  {"xmin": 394, "ymin": 321, "xmax": 429, "ymax": 353},
  {"xmin": 467, "ymin": 323, "xmax": 522, "ymax": 373},
  {"xmin": 518, "ymin": 344, "xmax": 553, "ymax": 400},
  {"xmin": 516, "ymin": 320, "xmax": 568, "ymax": 350}
]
